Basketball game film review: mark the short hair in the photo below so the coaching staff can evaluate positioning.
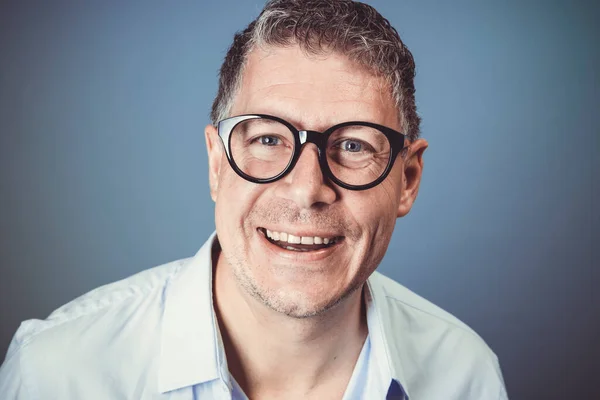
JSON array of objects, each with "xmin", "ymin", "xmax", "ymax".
[{"xmin": 210, "ymin": 0, "xmax": 421, "ymax": 141}]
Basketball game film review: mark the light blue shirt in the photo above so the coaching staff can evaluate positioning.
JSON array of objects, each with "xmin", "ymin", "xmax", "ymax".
[{"xmin": 0, "ymin": 233, "xmax": 508, "ymax": 399}]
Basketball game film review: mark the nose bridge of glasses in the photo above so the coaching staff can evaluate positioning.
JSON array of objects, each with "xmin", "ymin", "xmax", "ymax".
[
  {"xmin": 291, "ymin": 130, "xmax": 328, "ymax": 185},
  {"xmin": 295, "ymin": 130, "xmax": 327, "ymax": 171},
  {"xmin": 298, "ymin": 130, "xmax": 327, "ymax": 149}
]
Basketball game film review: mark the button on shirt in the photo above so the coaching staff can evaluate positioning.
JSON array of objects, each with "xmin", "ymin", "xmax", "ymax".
[{"xmin": 0, "ymin": 233, "xmax": 508, "ymax": 399}]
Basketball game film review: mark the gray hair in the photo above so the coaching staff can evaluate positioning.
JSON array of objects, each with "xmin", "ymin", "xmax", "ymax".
[{"xmin": 210, "ymin": 0, "xmax": 421, "ymax": 141}]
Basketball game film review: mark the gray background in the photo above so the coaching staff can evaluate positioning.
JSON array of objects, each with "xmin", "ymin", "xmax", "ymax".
[{"xmin": 1, "ymin": 1, "xmax": 598, "ymax": 399}]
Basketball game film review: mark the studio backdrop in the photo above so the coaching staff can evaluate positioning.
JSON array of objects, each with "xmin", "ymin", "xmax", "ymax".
[{"xmin": 0, "ymin": 1, "xmax": 598, "ymax": 399}]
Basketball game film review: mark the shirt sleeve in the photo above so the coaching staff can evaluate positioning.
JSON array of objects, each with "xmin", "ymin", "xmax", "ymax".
[{"xmin": 0, "ymin": 338, "xmax": 33, "ymax": 399}]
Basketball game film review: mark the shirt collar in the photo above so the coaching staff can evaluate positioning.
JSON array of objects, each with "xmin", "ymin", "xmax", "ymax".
[
  {"xmin": 158, "ymin": 231, "xmax": 227, "ymax": 393},
  {"xmin": 366, "ymin": 276, "xmax": 412, "ymax": 399},
  {"xmin": 158, "ymin": 233, "xmax": 410, "ymax": 398}
]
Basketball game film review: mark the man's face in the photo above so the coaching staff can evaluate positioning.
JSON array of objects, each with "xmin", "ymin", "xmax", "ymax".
[{"xmin": 206, "ymin": 45, "xmax": 426, "ymax": 318}]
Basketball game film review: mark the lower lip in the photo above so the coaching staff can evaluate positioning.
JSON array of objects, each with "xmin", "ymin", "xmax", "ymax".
[{"xmin": 257, "ymin": 230, "xmax": 342, "ymax": 262}]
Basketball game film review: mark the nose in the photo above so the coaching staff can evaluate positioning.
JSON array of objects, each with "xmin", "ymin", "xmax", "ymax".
[{"xmin": 274, "ymin": 143, "xmax": 337, "ymax": 209}]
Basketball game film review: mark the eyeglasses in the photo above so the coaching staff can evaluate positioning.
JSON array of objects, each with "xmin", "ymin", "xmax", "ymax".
[{"xmin": 216, "ymin": 114, "xmax": 407, "ymax": 191}]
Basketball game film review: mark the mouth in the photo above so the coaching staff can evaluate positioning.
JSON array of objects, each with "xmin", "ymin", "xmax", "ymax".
[{"xmin": 257, "ymin": 227, "xmax": 344, "ymax": 252}]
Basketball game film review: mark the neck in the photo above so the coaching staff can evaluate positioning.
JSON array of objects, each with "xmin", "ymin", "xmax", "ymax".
[{"xmin": 213, "ymin": 249, "xmax": 368, "ymax": 399}]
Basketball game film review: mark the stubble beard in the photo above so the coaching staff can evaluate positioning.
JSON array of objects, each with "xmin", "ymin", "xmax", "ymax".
[
  {"xmin": 226, "ymin": 248, "xmax": 366, "ymax": 319},
  {"xmin": 220, "ymin": 199, "xmax": 371, "ymax": 318}
]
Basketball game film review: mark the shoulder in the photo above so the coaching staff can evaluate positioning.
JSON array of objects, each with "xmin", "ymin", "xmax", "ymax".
[
  {"xmin": 368, "ymin": 270, "xmax": 480, "ymax": 334},
  {"xmin": 1, "ymin": 257, "xmax": 194, "ymax": 397},
  {"xmin": 5, "ymin": 257, "xmax": 190, "ymax": 362},
  {"xmin": 368, "ymin": 271, "xmax": 507, "ymax": 398}
]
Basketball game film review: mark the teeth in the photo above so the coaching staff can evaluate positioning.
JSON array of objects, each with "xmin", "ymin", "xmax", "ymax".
[
  {"xmin": 301, "ymin": 236, "xmax": 314, "ymax": 245},
  {"xmin": 263, "ymin": 229, "xmax": 336, "ymax": 246},
  {"xmin": 287, "ymin": 234, "xmax": 301, "ymax": 244}
]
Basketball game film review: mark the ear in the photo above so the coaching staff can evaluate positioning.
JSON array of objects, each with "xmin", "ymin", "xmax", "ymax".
[
  {"xmin": 205, "ymin": 124, "xmax": 224, "ymax": 202},
  {"xmin": 397, "ymin": 138, "xmax": 428, "ymax": 218}
]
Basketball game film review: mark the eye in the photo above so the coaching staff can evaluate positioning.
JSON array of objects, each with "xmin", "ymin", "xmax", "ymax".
[
  {"xmin": 340, "ymin": 139, "xmax": 363, "ymax": 152},
  {"xmin": 257, "ymin": 135, "xmax": 281, "ymax": 146}
]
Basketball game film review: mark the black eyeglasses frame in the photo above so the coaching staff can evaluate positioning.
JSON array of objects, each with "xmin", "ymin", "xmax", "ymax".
[{"xmin": 216, "ymin": 114, "xmax": 407, "ymax": 191}]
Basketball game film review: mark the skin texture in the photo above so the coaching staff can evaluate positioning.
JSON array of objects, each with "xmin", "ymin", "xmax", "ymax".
[{"xmin": 205, "ymin": 45, "xmax": 427, "ymax": 399}]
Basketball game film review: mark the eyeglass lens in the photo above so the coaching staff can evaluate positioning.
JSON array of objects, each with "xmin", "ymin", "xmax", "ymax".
[{"xmin": 228, "ymin": 117, "xmax": 392, "ymax": 186}]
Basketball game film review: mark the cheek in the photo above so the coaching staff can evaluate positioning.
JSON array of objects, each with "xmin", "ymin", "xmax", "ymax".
[
  {"xmin": 347, "ymin": 181, "xmax": 401, "ymax": 263},
  {"xmin": 214, "ymin": 170, "xmax": 261, "ymax": 236},
  {"xmin": 384, "ymin": 162, "xmax": 405, "ymax": 199},
  {"xmin": 351, "ymin": 182, "xmax": 400, "ymax": 231},
  {"xmin": 374, "ymin": 179, "xmax": 403, "ymax": 236}
]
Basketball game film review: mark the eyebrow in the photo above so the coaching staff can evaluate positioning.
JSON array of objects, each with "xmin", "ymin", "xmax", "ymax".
[
  {"xmin": 247, "ymin": 110, "xmax": 305, "ymax": 129},
  {"xmin": 246, "ymin": 111, "xmax": 384, "ymax": 132}
]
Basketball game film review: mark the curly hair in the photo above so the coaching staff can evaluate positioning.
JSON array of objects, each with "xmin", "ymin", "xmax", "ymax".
[{"xmin": 211, "ymin": 0, "xmax": 421, "ymax": 141}]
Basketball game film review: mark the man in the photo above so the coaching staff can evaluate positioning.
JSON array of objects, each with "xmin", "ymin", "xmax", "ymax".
[{"xmin": 0, "ymin": 0, "xmax": 508, "ymax": 399}]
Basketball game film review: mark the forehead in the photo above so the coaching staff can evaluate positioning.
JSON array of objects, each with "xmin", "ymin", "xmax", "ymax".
[{"xmin": 229, "ymin": 45, "xmax": 399, "ymax": 130}]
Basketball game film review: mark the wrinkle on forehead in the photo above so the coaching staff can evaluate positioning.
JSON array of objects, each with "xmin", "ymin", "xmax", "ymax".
[{"xmin": 230, "ymin": 45, "xmax": 399, "ymax": 131}]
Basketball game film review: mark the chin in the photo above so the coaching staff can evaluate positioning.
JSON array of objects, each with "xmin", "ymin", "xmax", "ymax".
[
  {"xmin": 224, "ymin": 235, "xmax": 367, "ymax": 318},
  {"xmin": 251, "ymin": 277, "xmax": 362, "ymax": 319}
]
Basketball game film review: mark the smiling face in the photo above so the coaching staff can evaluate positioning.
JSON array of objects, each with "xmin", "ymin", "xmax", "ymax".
[{"xmin": 206, "ymin": 45, "xmax": 426, "ymax": 318}]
